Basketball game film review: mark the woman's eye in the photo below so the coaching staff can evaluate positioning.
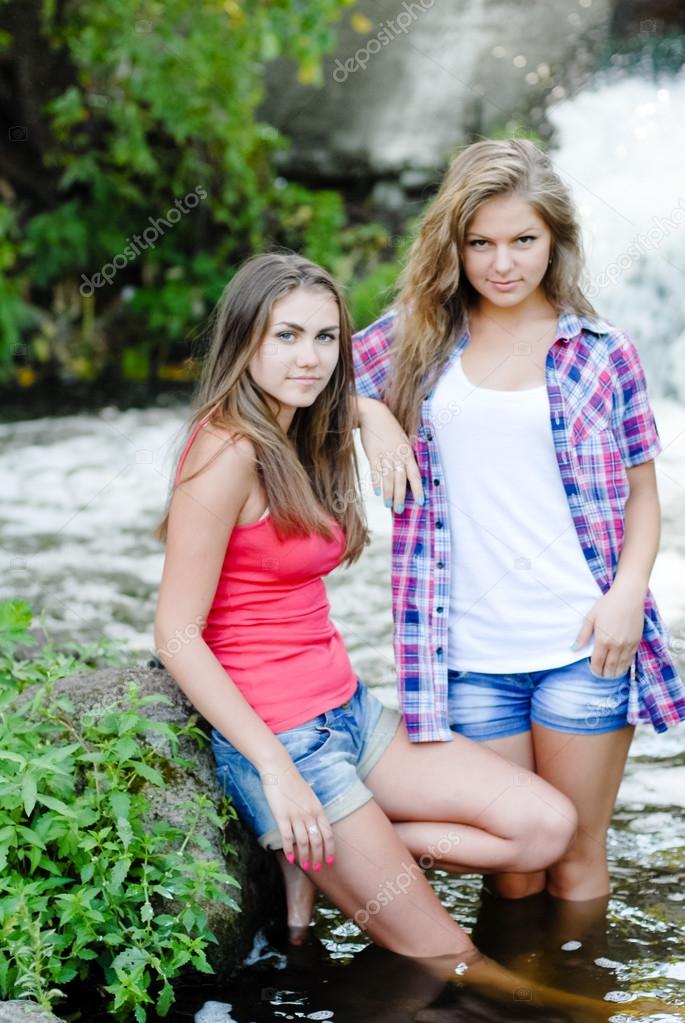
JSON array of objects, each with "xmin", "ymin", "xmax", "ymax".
[
  {"xmin": 469, "ymin": 239, "xmax": 488, "ymax": 248},
  {"xmin": 276, "ymin": 331, "xmax": 295, "ymax": 341},
  {"xmin": 316, "ymin": 332, "xmax": 336, "ymax": 343},
  {"xmin": 517, "ymin": 235, "xmax": 537, "ymax": 244}
]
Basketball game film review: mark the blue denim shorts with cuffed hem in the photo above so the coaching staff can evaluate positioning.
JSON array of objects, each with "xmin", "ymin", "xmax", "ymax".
[
  {"xmin": 447, "ymin": 656, "xmax": 631, "ymax": 740},
  {"xmin": 211, "ymin": 680, "xmax": 402, "ymax": 850}
]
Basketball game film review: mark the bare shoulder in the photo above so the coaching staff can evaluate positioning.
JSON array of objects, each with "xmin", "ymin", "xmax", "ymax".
[
  {"xmin": 175, "ymin": 422, "xmax": 256, "ymax": 521},
  {"xmin": 179, "ymin": 422, "xmax": 255, "ymax": 482}
]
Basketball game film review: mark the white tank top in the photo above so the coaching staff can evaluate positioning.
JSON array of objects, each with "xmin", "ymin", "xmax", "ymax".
[{"xmin": 431, "ymin": 354, "xmax": 599, "ymax": 673}]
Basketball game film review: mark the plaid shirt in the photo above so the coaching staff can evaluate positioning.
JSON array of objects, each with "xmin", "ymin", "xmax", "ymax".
[{"xmin": 353, "ymin": 309, "xmax": 685, "ymax": 741}]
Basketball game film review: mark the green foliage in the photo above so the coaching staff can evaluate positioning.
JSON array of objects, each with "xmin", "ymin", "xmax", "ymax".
[
  {"xmin": 0, "ymin": 600, "xmax": 240, "ymax": 1020},
  {"xmin": 0, "ymin": 0, "xmax": 362, "ymax": 384},
  {"xmin": 347, "ymin": 259, "xmax": 401, "ymax": 331}
]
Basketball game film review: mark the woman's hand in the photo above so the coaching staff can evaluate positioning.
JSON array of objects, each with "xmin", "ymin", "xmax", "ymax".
[
  {"xmin": 573, "ymin": 581, "xmax": 645, "ymax": 676},
  {"xmin": 356, "ymin": 397, "xmax": 424, "ymax": 513},
  {"xmin": 260, "ymin": 760, "xmax": 335, "ymax": 872}
]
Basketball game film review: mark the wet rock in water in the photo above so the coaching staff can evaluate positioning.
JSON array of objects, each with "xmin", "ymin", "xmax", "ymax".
[
  {"xmin": 23, "ymin": 666, "xmax": 284, "ymax": 978},
  {"xmin": 0, "ymin": 1002, "xmax": 65, "ymax": 1023}
]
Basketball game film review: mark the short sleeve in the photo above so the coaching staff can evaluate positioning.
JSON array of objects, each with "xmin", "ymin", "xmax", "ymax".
[
  {"xmin": 352, "ymin": 311, "xmax": 397, "ymax": 400},
  {"xmin": 609, "ymin": 333, "xmax": 661, "ymax": 467}
]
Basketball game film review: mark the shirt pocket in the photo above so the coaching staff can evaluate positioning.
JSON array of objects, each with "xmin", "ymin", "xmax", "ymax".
[{"xmin": 568, "ymin": 369, "xmax": 614, "ymax": 446}]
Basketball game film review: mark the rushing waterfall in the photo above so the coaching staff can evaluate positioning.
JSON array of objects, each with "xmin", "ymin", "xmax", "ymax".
[{"xmin": 549, "ymin": 67, "xmax": 685, "ymax": 399}]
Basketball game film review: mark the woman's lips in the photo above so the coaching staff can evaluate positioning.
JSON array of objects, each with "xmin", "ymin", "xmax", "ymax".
[{"xmin": 490, "ymin": 280, "xmax": 520, "ymax": 290}]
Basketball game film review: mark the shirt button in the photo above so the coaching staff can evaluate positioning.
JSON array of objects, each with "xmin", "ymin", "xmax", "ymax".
[
  {"xmin": 436, "ymin": 647, "xmax": 443, "ymax": 656},
  {"xmin": 426, "ymin": 432, "xmax": 433, "ymax": 441},
  {"xmin": 437, "ymin": 560, "xmax": 445, "ymax": 569},
  {"xmin": 436, "ymin": 606, "xmax": 444, "ymax": 614},
  {"xmin": 433, "ymin": 478, "xmax": 441, "ymax": 486},
  {"xmin": 436, "ymin": 520, "xmax": 443, "ymax": 529}
]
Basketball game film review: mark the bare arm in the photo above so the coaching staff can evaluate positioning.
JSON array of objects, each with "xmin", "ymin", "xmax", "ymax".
[
  {"xmin": 573, "ymin": 460, "xmax": 661, "ymax": 676},
  {"xmin": 154, "ymin": 426, "xmax": 334, "ymax": 867},
  {"xmin": 354, "ymin": 396, "xmax": 424, "ymax": 511},
  {"xmin": 612, "ymin": 459, "xmax": 660, "ymax": 594}
]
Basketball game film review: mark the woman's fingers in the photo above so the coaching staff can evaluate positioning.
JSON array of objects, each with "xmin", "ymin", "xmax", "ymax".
[
  {"xmin": 291, "ymin": 818, "xmax": 313, "ymax": 869},
  {"xmin": 403, "ymin": 450, "xmax": 424, "ymax": 506},
  {"xmin": 290, "ymin": 808, "xmax": 333, "ymax": 871},
  {"xmin": 376, "ymin": 449, "xmax": 424, "ymax": 513},
  {"xmin": 379, "ymin": 454, "xmax": 395, "ymax": 508},
  {"xmin": 280, "ymin": 823, "xmax": 296, "ymax": 864},
  {"xmin": 317, "ymin": 813, "xmax": 335, "ymax": 867},
  {"xmin": 305, "ymin": 819, "xmax": 325, "ymax": 871},
  {"xmin": 392, "ymin": 460, "xmax": 407, "ymax": 513}
]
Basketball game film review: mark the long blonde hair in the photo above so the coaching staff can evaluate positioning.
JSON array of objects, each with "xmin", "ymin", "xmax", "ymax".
[
  {"xmin": 387, "ymin": 138, "xmax": 597, "ymax": 438},
  {"xmin": 155, "ymin": 253, "xmax": 368, "ymax": 564}
]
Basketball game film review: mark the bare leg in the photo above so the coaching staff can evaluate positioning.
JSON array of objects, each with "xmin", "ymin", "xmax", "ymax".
[
  {"xmin": 315, "ymin": 798, "xmax": 474, "ymax": 958},
  {"xmin": 276, "ymin": 850, "xmax": 317, "ymax": 944},
  {"xmin": 532, "ymin": 723, "xmax": 635, "ymax": 899},
  {"xmin": 275, "ymin": 726, "xmax": 552, "ymax": 937},
  {"xmin": 477, "ymin": 730, "xmax": 548, "ymax": 899},
  {"xmin": 363, "ymin": 724, "xmax": 577, "ymax": 876},
  {"xmin": 291, "ymin": 794, "xmax": 667, "ymax": 1021}
]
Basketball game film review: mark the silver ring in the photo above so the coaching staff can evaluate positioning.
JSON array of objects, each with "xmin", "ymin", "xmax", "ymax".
[{"xmin": 308, "ymin": 825, "xmax": 320, "ymax": 836}]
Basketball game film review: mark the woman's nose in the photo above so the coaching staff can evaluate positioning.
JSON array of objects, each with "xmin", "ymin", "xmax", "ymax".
[
  {"xmin": 493, "ymin": 245, "xmax": 514, "ymax": 272},
  {"xmin": 295, "ymin": 339, "xmax": 319, "ymax": 365}
]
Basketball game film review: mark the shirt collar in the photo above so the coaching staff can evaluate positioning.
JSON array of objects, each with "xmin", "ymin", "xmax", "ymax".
[
  {"xmin": 459, "ymin": 308, "xmax": 609, "ymax": 345},
  {"xmin": 555, "ymin": 309, "xmax": 610, "ymax": 343}
]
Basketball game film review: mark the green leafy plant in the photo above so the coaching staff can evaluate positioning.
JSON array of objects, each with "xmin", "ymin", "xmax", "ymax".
[
  {"xmin": 0, "ymin": 600, "xmax": 240, "ymax": 1021},
  {"xmin": 0, "ymin": 0, "xmax": 360, "ymax": 384}
]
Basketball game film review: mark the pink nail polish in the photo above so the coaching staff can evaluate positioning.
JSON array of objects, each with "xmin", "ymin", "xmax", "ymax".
[
  {"xmin": 286, "ymin": 852, "xmax": 295, "ymax": 864},
  {"xmin": 326, "ymin": 855, "xmax": 335, "ymax": 865},
  {"xmin": 314, "ymin": 862, "xmax": 321, "ymax": 872},
  {"xmin": 302, "ymin": 860, "xmax": 310, "ymax": 870}
]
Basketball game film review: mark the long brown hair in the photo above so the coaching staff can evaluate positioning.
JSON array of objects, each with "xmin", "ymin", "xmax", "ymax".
[
  {"xmin": 387, "ymin": 138, "xmax": 598, "ymax": 438},
  {"xmin": 155, "ymin": 252, "xmax": 368, "ymax": 564}
]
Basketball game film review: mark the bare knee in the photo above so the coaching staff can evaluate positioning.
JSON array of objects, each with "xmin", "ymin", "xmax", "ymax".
[
  {"xmin": 513, "ymin": 792, "xmax": 577, "ymax": 873},
  {"xmin": 547, "ymin": 834, "xmax": 610, "ymax": 899},
  {"xmin": 485, "ymin": 871, "xmax": 546, "ymax": 900}
]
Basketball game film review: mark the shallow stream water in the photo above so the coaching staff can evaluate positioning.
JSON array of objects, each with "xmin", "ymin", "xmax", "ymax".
[{"xmin": 2, "ymin": 63, "xmax": 685, "ymax": 1023}]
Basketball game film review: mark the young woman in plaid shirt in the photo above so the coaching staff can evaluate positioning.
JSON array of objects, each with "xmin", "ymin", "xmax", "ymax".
[{"xmin": 352, "ymin": 138, "xmax": 685, "ymax": 906}]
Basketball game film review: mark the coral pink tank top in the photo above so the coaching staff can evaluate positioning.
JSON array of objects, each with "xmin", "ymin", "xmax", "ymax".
[{"xmin": 175, "ymin": 419, "xmax": 357, "ymax": 732}]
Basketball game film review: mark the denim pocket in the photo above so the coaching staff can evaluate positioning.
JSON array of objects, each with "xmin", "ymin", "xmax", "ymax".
[
  {"xmin": 587, "ymin": 657, "xmax": 630, "ymax": 681},
  {"xmin": 280, "ymin": 724, "xmax": 333, "ymax": 768},
  {"xmin": 210, "ymin": 727, "xmax": 243, "ymax": 758}
]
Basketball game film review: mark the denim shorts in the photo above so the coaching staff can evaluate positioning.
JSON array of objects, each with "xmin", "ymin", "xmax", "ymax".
[
  {"xmin": 211, "ymin": 680, "xmax": 402, "ymax": 850},
  {"xmin": 447, "ymin": 656, "xmax": 631, "ymax": 740}
]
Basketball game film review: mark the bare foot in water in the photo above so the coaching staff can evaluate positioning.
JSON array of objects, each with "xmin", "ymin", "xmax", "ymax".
[{"xmin": 277, "ymin": 851, "xmax": 317, "ymax": 944}]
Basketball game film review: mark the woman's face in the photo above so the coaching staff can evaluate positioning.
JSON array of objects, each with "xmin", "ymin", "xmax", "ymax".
[
  {"xmin": 461, "ymin": 194, "xmax": 553, "ymax": 311},
  {"xmin": 248, "ymin": 286, "xmax": 341, "ymax": 429}
]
